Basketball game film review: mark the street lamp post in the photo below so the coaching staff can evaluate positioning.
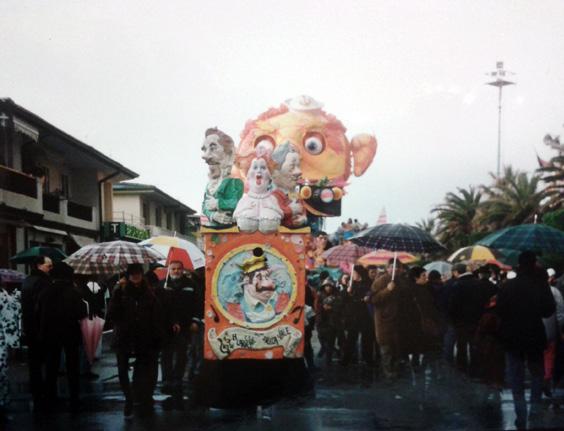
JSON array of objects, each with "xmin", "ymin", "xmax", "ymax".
[{"xmin": 486, "ymin": 61, "xmax": 515, "ymax": 177}]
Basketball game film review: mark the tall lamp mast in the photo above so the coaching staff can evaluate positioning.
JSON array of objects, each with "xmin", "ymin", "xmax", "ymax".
[{"xmin": 486, "ymin": 61, "xmax": 516, "ymax": 177}]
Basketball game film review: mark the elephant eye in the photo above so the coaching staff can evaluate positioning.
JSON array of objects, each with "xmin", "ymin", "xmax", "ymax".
[{"xmin": 303, "ymin": 132, "xmax": 325, "ymax": 155}]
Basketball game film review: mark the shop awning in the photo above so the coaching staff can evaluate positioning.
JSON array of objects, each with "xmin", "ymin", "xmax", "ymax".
[
  {"xmin": 69, "ymin": 233, "xmax": 96, "ymax": 248},
  {"xmin": 32, "ymin": 225, "xmax": 67, "ymax": 236}
]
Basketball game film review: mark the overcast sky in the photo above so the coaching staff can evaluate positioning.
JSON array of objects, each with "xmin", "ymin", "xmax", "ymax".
[{"xmin": 2, "ymin": 0, "xmax": 564, "ymax": 232}]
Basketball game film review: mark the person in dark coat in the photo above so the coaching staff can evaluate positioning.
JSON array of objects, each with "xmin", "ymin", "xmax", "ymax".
[
  {"xmin": 155, "ymin": 261, "xmax": 202, "ymax": 410},
  {"xmin": 402, "ymin": 267, "xmax": 441, "ymax": 369},
  {"xmin": 36, "ymin": 262, "xmax": 87, "ymax": 412},
  {"xmin": 447, "ymin": 263, "xmax": 486, "ymax": 375},
  {"xmin": 341, "ymin": 265, "xmax": 374, "ymax": 366},
  {"xmin": 107, "ymin": 263, "xmax": 164, "ymax": 419},
  {"xmin": 315, "ymin": 278, "xmax": 342, "ymax": 366},
  {"xmin": 20, "ymin": 255, "xmax": 53, "ymax": 411},
  {"xmin": 370, "ymin": 260, "xmax": 410, "ymax": 380},
  {"xmin": 496, "ymin": 251, "xmax": 555, "ymax": 429},
  {"xmin": 477, "ymin": 265, "xmax": 498, "ymax": 304}
]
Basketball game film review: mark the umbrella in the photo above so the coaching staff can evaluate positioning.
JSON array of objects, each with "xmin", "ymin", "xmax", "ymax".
[
  {"xmin": 423, "ymin": 261, "xmax": 452, "ymax": 278},
  {"xmin": 139, "ymin": 236, "xmax": 205, "ymax": 269},
  {"xmin": 447, "ymin": 245, "xmax": 501, "ymax": 263},
  {"xmin": 321, "ymin": 243, "xmax": 372, "ymax": 271},
  {"xmin": 350, "ymin": 223, "xmax": 445, "ymax": 280},
  {"xmin": 0, "ymin": 269, "xmax": 26, "ymax": 283},
  {"xmin": 80, "ymin": 301, "xmax": 104, "ymax": 365},
  {"xmin": 65, "ymin": 240, "xmax": 164, "ymax": 274},
  {"xmin": 358, "ymin": 250, "xmax": 418, "ymax": 267},
  {"xmin": 10, "ymin": 246, "xmax": 67, "ymax": 264},
  {"xmin": 477, "ymin": 223, "xmax": 564, "ymax": 254},
  {"xmin": 350, "ymin": 223, "xmax": 445, "ymax": 253}
]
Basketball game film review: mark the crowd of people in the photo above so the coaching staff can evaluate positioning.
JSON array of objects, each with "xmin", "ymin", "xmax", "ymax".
[
  {"xmin": 0, "ymin": 256, "xmax": 204, "ymax": 422},
  {"xmin": 2, "ymin": 244, "xmax": 564, "ymax": 429},
  {"xmin": 304, "ymin": 250, "xmax": 564, "ymax": 429}
]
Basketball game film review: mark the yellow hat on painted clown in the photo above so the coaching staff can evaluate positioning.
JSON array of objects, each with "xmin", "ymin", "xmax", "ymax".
[{"xmin": 240, "ymin": 247, "xmax": 268, "ymax": 274}]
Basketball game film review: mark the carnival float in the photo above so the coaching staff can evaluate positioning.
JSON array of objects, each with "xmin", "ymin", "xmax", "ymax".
[{"xmin": 196, "ymin": 95, "xmax": 377, "ymax": 407}]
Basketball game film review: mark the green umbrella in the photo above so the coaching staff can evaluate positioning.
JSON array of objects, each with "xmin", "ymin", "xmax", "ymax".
[
  {"xmin": 477, "ymin": 224, "xmax": 564, "ymax": 254},
  {"xmin": 10, "ymin": 246, "xmax": 67, "ymax": 264}
]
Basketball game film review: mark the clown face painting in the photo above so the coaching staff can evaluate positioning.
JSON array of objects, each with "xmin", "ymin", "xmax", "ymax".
[{"xmin": 213, "ymin": 246, "xmax": 295, "ymax": 328}]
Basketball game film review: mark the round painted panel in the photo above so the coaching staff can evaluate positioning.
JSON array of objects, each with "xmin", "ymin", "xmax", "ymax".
[{"xmin": 211, "ymin": 243, "xmax": 297, "ymax": 329}]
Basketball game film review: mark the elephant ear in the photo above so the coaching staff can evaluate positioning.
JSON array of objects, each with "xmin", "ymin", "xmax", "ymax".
[{"xmin": 350, "ymin": 134, "xmax": 377, "ymax": 176}]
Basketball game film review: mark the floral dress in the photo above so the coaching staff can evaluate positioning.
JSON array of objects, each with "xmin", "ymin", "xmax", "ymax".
[{"xmin": 0, "ymin": 289, "xmax": 21, "ymax": 407}]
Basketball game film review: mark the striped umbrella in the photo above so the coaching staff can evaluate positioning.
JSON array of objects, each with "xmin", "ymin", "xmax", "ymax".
[
  {"xmin": 139, "ymin": 236, "xmax": 205, "ymax": 269},
  {"xmin": 0, "ymin": 269, "xmax": 26, "ymax": 283},
  {"xmin": 321, "ymin": 243, "xmax": 372, "ymax": 271},
  {"xmin": 477, "ymin": 224, "xmax": 564, "ymax": 254},
  {"xmin": 358, "ymin": 250, "xmax": 418, "ymax": 267},
  {"xmin": 447, "ymin": 245, "xmax": 501, "ymax": 263},
  {"xmin": 65, "ymin": 240, "xmax": 164, "ymax": 274}
]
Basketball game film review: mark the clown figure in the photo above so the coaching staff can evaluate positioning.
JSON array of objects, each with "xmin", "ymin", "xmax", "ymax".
[
  {"xmin": 201, "ymin": 128, "xmax": 244, "ymax": 227},
  {"xmin": 271, "ymin": 142, "xmax": 308, "ymax": 228},
  {"xmin": 233, "ymin": 146, "xmax": 283, "ymax": 234}
]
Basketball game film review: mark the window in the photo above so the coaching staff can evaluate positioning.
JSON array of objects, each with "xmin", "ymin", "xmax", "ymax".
[
  {"xmin": 42, "ymin": 167, "xmax": 50, "ymax": 193},
  {"xmin": 155, "ymin": 206, "xmax": 162, "ymax": 227},
  {"xmin": 166, "ymin": 212, "xmax": 172, "ymax": 230},
  {"xmin": 142, "ymin": 202, "xmax": 150, "ymax": 225},
  {"xmin": 61, "ymin": 174, "xmax": 69, "ymax": 198}
]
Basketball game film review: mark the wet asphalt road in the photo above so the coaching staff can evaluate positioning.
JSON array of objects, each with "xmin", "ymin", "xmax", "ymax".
[{"xmin": 6, "ymin": 360, "xmax": 564, "ymax": 431}]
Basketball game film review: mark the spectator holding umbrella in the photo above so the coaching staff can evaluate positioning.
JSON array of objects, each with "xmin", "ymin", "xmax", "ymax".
[
  {"xmin": 370, "ymin": 259, "xmax": 410, "ymax": 380},
  {"xmin": 496, "ymin": 251, "xmax": 555, "ymax": 429},
  {"xmin": 107, "ymin": 263, "xmax": 164, "ymax": 419}
]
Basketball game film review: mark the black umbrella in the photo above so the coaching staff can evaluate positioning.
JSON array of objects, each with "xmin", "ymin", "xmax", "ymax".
[{"xmin": 350, "ymin": 223, "xmax": 445, "ymax": 279}]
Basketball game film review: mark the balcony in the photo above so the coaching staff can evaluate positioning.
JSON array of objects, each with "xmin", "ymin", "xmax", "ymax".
[
  {"xmin": 0, "ymin": 164, "xmax": 42, "ymax": 214},
  {"xmin": 42, "ymin": 193, "xmax": 61, "ymax": 213},
  {"xmin": 111, "ymin": 211, "xmax": 146, "ymax": 228},
  {"xmin": 68, "ymin": 201, "xmax": 93, "ymax": 222},
  {"xmin": 0, "ymin": 165, "xmax": 37, "ymax": 197}
]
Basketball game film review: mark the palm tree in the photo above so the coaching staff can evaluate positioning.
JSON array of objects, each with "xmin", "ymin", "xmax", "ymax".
[
  {"xmin": 416, "ymin": 217, "xmax": 436, "ymax": 236},
  {"xmin": 432, "ymin": 186, "xmax": 483, "ymax": 250},
  {"xmin": 479, "ymin": 166, "xmax": 545, "ymax": 230},
  {"xmin": 538, "ymin": 154, "xmax": 564, "ymax": 211}
]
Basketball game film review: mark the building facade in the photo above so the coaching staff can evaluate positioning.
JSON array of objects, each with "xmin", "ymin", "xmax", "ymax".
[
  {"xmin": 108, "ymin": 183, "xmax": 197, "ymax": 242},
  {"xmin": 0, "ymin": 98, "xmax": 137, "ymax": 268}
]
